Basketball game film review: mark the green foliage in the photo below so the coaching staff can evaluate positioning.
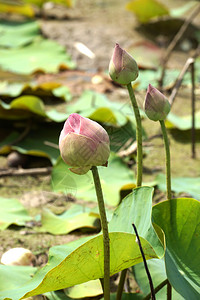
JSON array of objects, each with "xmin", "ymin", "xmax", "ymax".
[
  {"xmin": 51, "ymin": 153, "xmax": 135, "ymax": 206},
  {"xmin": 0, "ymin": 125, "xmax": 60, "ymax": 164},
  {"xmin": 65, "ymin": 279, "xmax": 103, "ymax": 298},
  {"xmin": 133, "ymin": 259, "xmax": 184, "ymax": 299},
  {"xmin": 126, "ymin": 0, "xmax": 169, "ymax": 23},
  {"xmin": 0, "ymin": 265, "xmax": 37, "ymax": 291},
  {"xmin": 36, "ymin": 205, "xmax": 100, "ymax": 235},
  {"xmin": 166, "ymin": 111, "xmax": 200, "ymax": 130},
  {"xmin": 0, "ymin": 20, "xmax": 40, "ymax": 48},
  {"xmin": 0, "ymin": 197, "xmax": 32, "ymax": 230},
  {"xmin": 156, "ymin": 173, "xmax": 200, "ymax": 200},
  {"xmin": 0, "ymin": 96, "xmax": 67, "ymax": 121},
  {"xmin": 0, "ymin": 186, "xmax": 164, "ymax": 300},
  {"xmin": 152, "ymin": 198, "xmax": 200, "ymax": 299},
  {"xmin": 0, "ymin": 38, "xmax": 75, "ymax": 74}
]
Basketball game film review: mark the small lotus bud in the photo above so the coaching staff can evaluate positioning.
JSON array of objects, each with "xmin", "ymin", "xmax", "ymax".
[
  {"xmin": 1, "ymin": 248, "xmax": 36, "ymax": 266},
  {"xmin": 109, "ymin": 43, "xmax": 139, "ymax": 85},
  {"xmin": 59, "ymin": 113, "xmax": 110, "ymax": 175},
  {"xmin": 144, "ymin": 84, "xmax": 171, "ymax": 121}
]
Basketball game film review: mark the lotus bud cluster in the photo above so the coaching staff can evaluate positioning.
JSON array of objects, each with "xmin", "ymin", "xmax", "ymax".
[
  {"xmin": 109, "ymin": 43, "xmax": 138, "ymax": 85},
  {"xmin": 144, "ymin": 84, "xmax": 171, "ymax": 121},
  {"xmin": 59, "ymin": 113, "xmax": 110, "ymax": 175}
]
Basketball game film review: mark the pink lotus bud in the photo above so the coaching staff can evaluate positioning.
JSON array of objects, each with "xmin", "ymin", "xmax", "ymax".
[
  {"xmin": 59, "ymin": 113, "xmax": 110, "ymax": 175},
  {"xmin": 109, "ymin": 43, "xmax": 138, "ymax": 85},
  {"xmin": 144, "ymin": 84, "xmax": 171, "ymax": 121}
]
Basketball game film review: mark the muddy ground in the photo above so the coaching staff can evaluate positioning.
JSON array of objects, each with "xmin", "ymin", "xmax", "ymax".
[{"xmin": 0, "ymin": 0, "xmax": 200, "ymax": 272}]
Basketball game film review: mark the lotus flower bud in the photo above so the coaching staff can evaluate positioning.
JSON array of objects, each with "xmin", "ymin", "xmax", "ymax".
[
  {"xmin": 109, "ymin": 43, "xmax": 138, "ymax": 85},
  {"xmin": 59, "ymin": 113, "xmax": 110, "ymax": 175},
  {"xmin": 144, "ymin": 84, "xmax": 171, "ymax": 121},
  {"xmin": 1, "ymin": 248, "xmax": 36, "ymax": 266}
]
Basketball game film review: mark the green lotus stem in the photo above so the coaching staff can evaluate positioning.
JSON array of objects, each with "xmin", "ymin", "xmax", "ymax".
[
  {"xmin": 127, "ymin": 83, "xmax": 143, "ymax": 187},
  {"xmin": 91, "ymin": 166, "xmax": 110, "ymax": 300},
  {"xmin": 159, "ymin": 120, "xmax": 172, "ymax": 200},
  {"xmin": 116, "ymin": 84, "xmax": 143, "ymax": 300},
  {"xmin": 116, "ymin": 269, "xmax": 127, "ymax": 300}
]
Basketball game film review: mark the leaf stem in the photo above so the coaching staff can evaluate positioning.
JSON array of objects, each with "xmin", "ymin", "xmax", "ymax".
[
  {"xmin": 116, "ymin": 84, "xmax": 143, "ymax": 300},
  {"xmin": 143, "ymin": 279, "xmax": 168, "ymax": 300},
  {"xmin": 127, "ymin": 83, "xmax": 143, "ymax": 187},
  {"xmin": 91, "ymin": 166, "xmax": 110, "ymax": 300},
  {"xmin": 132, "ymin": 223, "xmax": 156, "ymax": 300},
  {"xmin": 159, "ymin": 120, "xmax": 171, "ymax": 200}
]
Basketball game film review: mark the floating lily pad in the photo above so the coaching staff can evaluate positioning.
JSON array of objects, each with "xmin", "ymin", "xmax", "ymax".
[
  {"xmin": 37, "ymin": 205, "xmax": 100, "ymax": 235},
  {"xmin": 0, "ymin": 96, "xmax": 67, "ymax": 122},
  {"xmin": 0, "ymin": 20, "xmax": 40, "ymax": 48},
  {"xmin": 0, "ymin": 37, "xmax": 75, "ymax": 75},
  {"xmin": 0, "ymin": 197, "xmax": 32, "ymax": 231}
]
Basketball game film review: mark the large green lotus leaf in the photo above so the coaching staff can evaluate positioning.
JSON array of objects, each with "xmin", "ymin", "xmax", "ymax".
[
  {"xmin": 109, "ymin": 186, "xmax": 164, "ymax": 258},
  {"xmin": 166, "ymin": 111, "xmax": 200, "ymax": 130},
  {"xmin": 0, "ymin": 37, "xmax": 75, "ymax": 75},
  {"xmin": 133, "ymin": 258, "xmax": 183, "ymax": 299},
  {"xmin": 0, "ymin": 197, "xmax": 32, "ymax": 230},
  {"xmin": 0, "ymin": 265, "xmax": 37, "ymax": 292},
  {"xmin": 51, "ymin": 152, "xmax": 135, "ymax": 206},
  {"xmin": 64, "ymin": 279, "xmax": 102, "ymax": 298},
  {"xmin": 37, "ymin": 205, "xmax": 100, "ymax": 235},
  {"xmin": 0, "ymin": 20, "xmax": 40, "ymax": 48},
  {"xmin": 0, "ymin": 125, "xmax": 60, "ymax": 164},
  {"xmin": 156, "ymin": 173, "xmax": 200, "ymax": 200},
  {"xmin": 0, "ymin": 232, "xmax": 162, "ymax": 300},
  {"xmin": 126, "ymin": 0, "xmax": 169, "ymax": 23},
  {"xmin": 152, "ymin": 198, "xmax": 200, "ymax": 299}
]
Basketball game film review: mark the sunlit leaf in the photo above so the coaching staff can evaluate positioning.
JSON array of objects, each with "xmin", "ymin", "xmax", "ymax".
[
  {"xmin": 0, "ymin": 20, "xmax": 40, "ymax": 48},
  {"xmin": 0, "ymin": 2, "xmax": 34, "ymax": 17},
  {"xmin": 0, "ymin": 37, "xmax": 75, "ymax": 74},
  {"xmin": 37, "ymin": 205, "xmax": 100, "ymax": 235},
  {"xmin": 109, "ymin": 186, "xmax": 165, "ymax": 258},
  {"xmin": 156, "ymin": 173, "xmax": 200, "ymax": 200},
  {"xmin": 64, "ymin": 279, "xmax": 102, "ymax": 298},
  {"xmin": 0, "ymin": 196, "xmax": 32, "ymax": 230},
  {"xmin": 67, "ymin": 90, "xmax": 130, "ymax": 126},
  {"xmin": 0, "ymin": 233, "xmax": 162, "ymax": 300},
  {"xmin": 0, "ymin": 96, "xmax": 67, "ymax": 121},
  {"xmin": 126, "ymin": 0, "xmax": 169, "ymax": 23},
  {"xmin": 51, "ymin": 152, "xmax": 135, "ymax": 206},
  {"xmin": 153, "ymin": 198, "xmax": 200, "ymax": 299}
]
